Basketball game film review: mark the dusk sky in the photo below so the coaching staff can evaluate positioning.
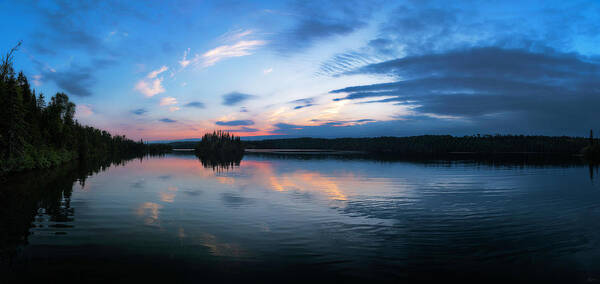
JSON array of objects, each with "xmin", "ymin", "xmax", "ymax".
[{"xmin": 1, "ymin": 0, "xmax": 599, "ymax": 140}]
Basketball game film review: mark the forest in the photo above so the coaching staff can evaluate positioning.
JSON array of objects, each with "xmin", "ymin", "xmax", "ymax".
[
  {"xmin": 0, "ymin": 44, "xmax": 170, "ymax": 175},
  {"xmin": 243, "ymin": 135, "xmax": 596, "ymax": 156}
]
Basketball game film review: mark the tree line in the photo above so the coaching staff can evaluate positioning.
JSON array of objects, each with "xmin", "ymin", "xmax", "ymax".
[
  {"xmin": 0, "ymin": 44, "xmax": 170, "ymax": 174},
  {"xmin": 243, "ymin": 135, "xmax": 594, "ymax": 156}
]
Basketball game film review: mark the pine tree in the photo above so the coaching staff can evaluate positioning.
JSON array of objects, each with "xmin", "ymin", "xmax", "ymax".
[{"xmin": 5, "ymin": 77, "xmax": 27, "ymax": 159}]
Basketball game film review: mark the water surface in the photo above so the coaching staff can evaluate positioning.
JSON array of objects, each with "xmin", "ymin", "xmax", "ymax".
[{"xmin": 2, "ymin": 153, "xmax": 600, "ymax": 282}]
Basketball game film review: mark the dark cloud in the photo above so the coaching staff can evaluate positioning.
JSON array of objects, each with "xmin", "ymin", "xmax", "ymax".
[
  {"xmin": 222, "ymin": 92, "xmax": 255, "ymax": 106},
  {"xmin": 159, "ymin": 118, "xmax": 177, "ymax": 123},
  {"xmin": 28, "ymin": 41, "xmax": 119, "ymax": 97},
  {"xmin": 28, "ymin": 1, "xmax": 117, "ymax": 56},
  {"xmin": 216, "ymin": 120, "xmax": 255, "ymax": 126},
  {"xmin": 184, "ymin": 101, "xmax": 205, "ymax": 108},
  {"xmin": 226, "ymin": 127, "xmax": 260, "ymax": 133},
  {"xmin": 349, "ymin": 47, "xmax": 599, "ymax": 80},
  {"xmin": 329, "ymin": 47, "xmax": 600, "ymax": 136},
  {"xmin": 318, "ymin": 1, "xmax": 600, "ymax": 78},
  {"xmin": 273, "ymin": 0, "xmax": 379, "ymax": 53},
  {"xmin": 294, "ymin": 104, "xmax": 315, "ymax": 110},
  {"xmin": 131, "ymin": 108, "xmax": 147, "ymax": 115},
  {"xmin": 40, "ymin": 64, "xmax": 95, "ymax": 97},
  {"xmin": 290, "ymin": 97, "xmax": 316, "ymax": 110}
]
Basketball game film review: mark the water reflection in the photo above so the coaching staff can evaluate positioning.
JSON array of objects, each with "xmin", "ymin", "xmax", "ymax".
[
  {"xmin": 2, "ymin": 152, "xmax": 600, "ymax": 282},
  {"xmin": 197, "ymin": 153, "xmax": 243, "ymax": 172},
  {"xmin": 136, "ymin": 202, "xmax": 163, "ymax": 226},
  {"xmin": 0, "ymin": 155, "xmax": 149, "ymax": 270}
]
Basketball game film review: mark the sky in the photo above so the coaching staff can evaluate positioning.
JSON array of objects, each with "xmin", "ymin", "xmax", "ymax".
[{"xmin": 1, "ymin": 0, "xmax": 599, "ymax": 140}]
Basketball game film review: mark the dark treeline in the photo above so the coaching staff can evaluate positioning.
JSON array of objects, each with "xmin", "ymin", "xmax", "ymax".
[
  {"xmin": 0, "ymin": 44, "xmax": 170, "ymax": 174},
  {"xmin": 244, "ymin": 135, "xmax": 594, "ymax": 156}
]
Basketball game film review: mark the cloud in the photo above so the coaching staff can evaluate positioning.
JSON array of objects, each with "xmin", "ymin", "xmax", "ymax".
[
  {"xmin": 184, "ymin": 101, "xmax": 205, "ymax": 108},
  {"xmin": 317, "ymin": 51, "xmax": 381, "ymax": 76},
  {"xmin": 131, "ymin": 108, "xmax": 148, "ymax": 115},
  {"xmin": 39, "ymin": 64, "xmax": 95, "ymax": 97},
  {"xmin": 174, "ymin": 30, "xmax": 264, "ymax": 70},
  {"xmin": 29, "ymin": 1, "xmax": 110, "ymax": 55},
  {"xmin": 218, "ymin": 29, "xmax": 255, "ymax": 43},
  {"xmin": 273, "ymin": 0, "xmax": 378, "ymax": 53},
  {"xmin": 169, "ymin": 106, "xmax": 180, "ymax": 112},
  {"xmin": 291, "ymin": 98, "xmax": 316, "ymax": 110},
  {"xmin": 226, "ymin": 126, "xmax": 260, "ymax": 133},
  {"xmin": 135, "ymin": 79, "xmax": 165, "ymax": 97},
  {"xmin": 147, "ymin": 66, "xmax": 168, "ymax": 79},
  {"xmin": 160, "ymin": 97, "xmax": 178, "ymax": 106},
  {"xmin": 179, "ymin": 48, "xmax": 191, "ymax": 68},
  {"xmin": 329, "ymin": 47, "xmax": 600, "ymax": 135},
  {"xmin": 318, "ymin": 119, "xmax": 376, "ymax": 127},
  {"xmin": 263, "ymin": 67, "xmax": 273, "ymax": 74},
  {"xmin": 135, "ymin": 66, "xmax": 168, "ymax": 97},
  {"xmin": 222, "ymin": 92, "xmax": 256, "ymax": 106},
  {"xmin": 32, "ymin": 75, "xmax": 42, "ymax": 86},
  {"xmin": 270, "ymin": 119, "xmax": 463, "ymax": 137},
  {"xmin": 215, "ymin": 120, "xmax": 255, "ymax": 126},
  {"xmin": 75, "ymin": 104, "xmax": 93, "ymax": 118},
  {"xmin": 317, "ymin": 1, "xmax": 600, "ymax": 79},
  {"xmin": 159, "ymin": 118, "xmax": 177, "ymax": 123},
  {"xmin": 201, "ymin": 40, "xmax": 266, "ymax": 67}
]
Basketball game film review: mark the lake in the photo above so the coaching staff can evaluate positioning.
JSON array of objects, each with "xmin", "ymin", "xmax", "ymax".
[{"xmin": 2, "ymin": 153, "xmax": 600, "ymax": 283}]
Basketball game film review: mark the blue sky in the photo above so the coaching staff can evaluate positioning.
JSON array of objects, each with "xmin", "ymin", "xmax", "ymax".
[{"xmin": 1, "ymin": 0, "xmax": 599, "ymax": 140}]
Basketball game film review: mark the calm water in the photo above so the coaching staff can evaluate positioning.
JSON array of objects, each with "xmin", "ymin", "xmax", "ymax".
[{"xmin": 2, "ymin": 153, "xmax": 600, "ymax": 283}]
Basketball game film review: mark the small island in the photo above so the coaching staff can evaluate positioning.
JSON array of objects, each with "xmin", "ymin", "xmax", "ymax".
[{"xmin": 194, "ymin": 131, "xmax": 244, "ymax": 170}]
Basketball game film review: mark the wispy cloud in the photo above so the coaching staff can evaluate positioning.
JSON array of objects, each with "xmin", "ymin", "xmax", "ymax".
[
  {"xmin": 147, "ymin": 66, "xmax": 168, "ymax": 79},
  {"xmin": 263, "ymin": 67, "xmax": 273, "ymax": 74},
  {"xmin": 160, "ymin": 97, "xmax": 177, "ymax": 106},
  {"xmin": 201, "ymin": 40, "xmax": 266, "ymax": 67},
  {"xmin": 218, "ymin": 29, "xmax": 255, "ymax": 43},
  {"xmin": 291, "ymin": 98, "xmax": 316, "ymax": 110},
  {"xmin": 135, "ymin": 66, "xmax": 168, "ymax": 97},
  {"xmin": 176, "ymin": 30, "xmax": 265, "ymax": 70},
  {"xmin": 179, "ymin": 48, "xmax": 191, "ymax": 68}
]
